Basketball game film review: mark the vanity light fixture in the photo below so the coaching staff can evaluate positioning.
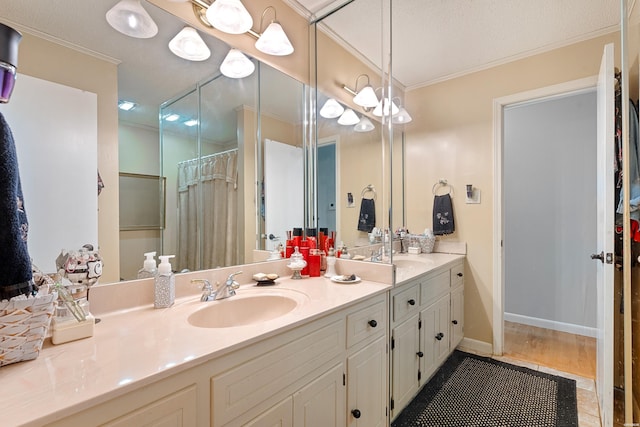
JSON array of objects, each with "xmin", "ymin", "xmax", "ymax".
[
  {"xmin": 354, "ymin": 116, "xmax": 375, "ymax": 132},
  {"xmin": 319, "ymin": 98, "xmax": 344, "ymax": 119},
  {"xmin": 106, "ymin": 0, "xmax": 158, "ymax": 39},
  {"xmin": 349, "ymin": 74, "xmax": 378, "ymax": 109},
  {"xmin": 220, "ymin": 48, "xmax": 255, "ymax": 78},
  {"xmin": 205, "ymin": 0, "xmax": 253, "ymax": 34},
  {"xmin": 255, "ymin": 7, "xmax": 294, "ymax": 56},
  {"xmin": 392, "ymin": 106, "xmax": 413, "ymax": 124},
  {"xmin": 337, "ymin": 108, "xmax": 360, "ymax": 126},
  {"xmin": 372, "ymin": 92, "xmax": 399, "ymax": 117},
  {"xmin": 169, "ymin": 27, "xmax": 211, "ymax": 61},
  {"xmin": 118, "ymin": 100, "xmax": 137, "ymax": 111}
]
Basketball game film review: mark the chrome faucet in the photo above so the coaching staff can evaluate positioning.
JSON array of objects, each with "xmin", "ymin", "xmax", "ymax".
[
  {"xmin": 192, "ymin": 272, "xmax": 242, "ymax": 302},
  {"xmin": 214, "ymin": 271, "xmax": 243, "ymax": 300},
  {"xmin": 371, "ymin": 248, "xmax": 383, "ymax": 262}
]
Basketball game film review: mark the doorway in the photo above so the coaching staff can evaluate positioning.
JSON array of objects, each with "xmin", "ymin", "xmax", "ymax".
[{"xmin": 318, "ymin": 139, "xmax": 337, "ymax": 235}]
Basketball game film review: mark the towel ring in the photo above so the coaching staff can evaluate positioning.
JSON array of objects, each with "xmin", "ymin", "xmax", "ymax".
[
  {"xmin": 432, "ymin": 179, "xmax": 453, "ymax": 196},
  {"xmin": 361, "ymin": 184, "xmax": 377, "ymax": 200}
]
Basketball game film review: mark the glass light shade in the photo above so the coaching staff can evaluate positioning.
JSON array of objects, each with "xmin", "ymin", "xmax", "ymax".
[
  {"xmin": 353, "ymin": 85, "xmax": 378, "ymax": 108},
  {"xmin": 337, "ymin": 109, "xmax": 360, "ymax": 126},
  {"xmin": 372, "ymin": 98, "xmax": 400, "ymax": 117},
  {"xmin": 354, "ymin": 116, "xmax": 375, "ymax": 132},
  {"xmin": 205, "ymin": 0, "xmax": 253, "ymax": 35},
  {"xmin": 169, "ymin": 27, "xmax": 211, "ymax": 61},
  {"xmin": 392, "ymin": 107, "xmax": 413, "ymax": 124},
  {"xmin": 255, "ymin": 22, "xmax": 294, "ymax": 56},
  {"xmin": 319, "ymin": 98, "xmax": 344, "ymax": 119},
  {"xmin": 106, "ymin": 0, "xmax": 158, "ymax": 39},
  {"xmin": 220, "ymin": 49, "xmax": 255, "ymax": 78},
  {"xmin": 0, "ymin": 62, "xmax": 17, "ymax": 104}
]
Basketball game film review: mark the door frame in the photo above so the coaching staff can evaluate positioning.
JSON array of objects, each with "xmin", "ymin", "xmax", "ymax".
[{"xmin": 492, "ymin": 76, "xmax": 598, "ymax": 355}]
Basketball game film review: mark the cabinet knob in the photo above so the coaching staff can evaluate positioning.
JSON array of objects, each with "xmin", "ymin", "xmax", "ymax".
[
  {"xmin": 408, "ymin": 299, "xmax": 416, "ymax": 306},
  {"xmin": 368, "ymin": 319, "xmax": 377, "ymax": 328},
  {"xmin": 351, "ymin": 409, "xmax": 361, "ymax": 419},
  {"xmin": 435, "ymin": 332, "xmax": 444, "ymax": 340},
  {"xmin": 452, "ymin": 320, "xmax": 458, "ymax": 325},
  {"xmin": 457, "ymin": 272, "xmax": 463, "ymax": 277},
  {"xmin": 416, "ymin": 351, "xmax": 424, "ymax": 357}
]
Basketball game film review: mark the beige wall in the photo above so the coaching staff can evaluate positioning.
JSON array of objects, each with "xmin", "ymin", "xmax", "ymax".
[
  {"xmin": 14, "ymin": 31, "xmax": 120, "ymax": 283},
  {"xmin": 404, "ymin": 32, "xmax": 620, "ymax": 346}
]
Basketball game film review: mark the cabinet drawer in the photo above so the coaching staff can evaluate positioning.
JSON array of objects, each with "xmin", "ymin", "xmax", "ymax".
[
  {"xmin": 451, "ymin": 262, "xmax": 464, "ymax": 287},
  {"xmin": 347, "ymin": 298, "xmax": 386, "ymax": 348},
  {"xmin": 212, "ymin": 319, "xmax": 345, "ymax": 426},
  {"xmin": 420, "ymin": 270, "xmax": 450, "ymax": 307},
  {"xmin": 393, "ymin": 284, "xmax": 420, "ymax": 322}
]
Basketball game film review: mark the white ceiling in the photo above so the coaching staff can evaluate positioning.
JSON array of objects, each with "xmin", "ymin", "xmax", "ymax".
[{"xmin": 0, "ymin": 0, "xmax": 622, "ymax": 131}]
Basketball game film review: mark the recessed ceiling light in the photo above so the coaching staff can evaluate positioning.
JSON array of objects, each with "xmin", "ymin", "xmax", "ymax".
[
  {"xmin": 118, "ymin": 100, "xmax": 137, "ymax": 111},
  {"xmin": 164, "ymin": 113, "xmax": 180, "ymax": 122},
  {"xmin": 184, "ymin": 119, "xmax": 198, "ymax": 127}
]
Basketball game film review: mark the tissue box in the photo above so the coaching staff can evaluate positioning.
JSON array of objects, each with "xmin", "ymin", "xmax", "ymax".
[{"xmin": 408, "ymin": 246, "xmax": 421, "ymax": 255}]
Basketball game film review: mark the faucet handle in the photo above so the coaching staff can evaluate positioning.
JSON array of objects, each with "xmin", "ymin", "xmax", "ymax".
[
  {"xmin": 191, "ymin": 279, "xmax": 213, "ymax": 291},
  {"xmin": 226, "ymin": 271, "xmax": 243, "ymax": 289}
]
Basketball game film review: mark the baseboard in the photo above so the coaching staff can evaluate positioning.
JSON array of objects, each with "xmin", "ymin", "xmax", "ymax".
[
  {"xmin": 457, "ymin": 337, "xmax": 493, "ymax": 356},
  {"xmin": 504, "ymin": 312, "xmax": 597, "ymax": 338}
]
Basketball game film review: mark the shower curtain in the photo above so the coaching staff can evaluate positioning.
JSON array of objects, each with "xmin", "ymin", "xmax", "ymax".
[{"xmin": 176, "ymin": 149, "xmax": 238, "ymax": 271}]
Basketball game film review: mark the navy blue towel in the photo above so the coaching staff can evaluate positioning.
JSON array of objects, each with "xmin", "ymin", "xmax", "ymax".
[
  {"xmin": 433, "ymin": 194, "xmax": 454, "ymax": 235},
  {"xmin": 0, "ymin": 112, "xmax": 34, "ymax": 300},
  {"xmin": 357, "ymin": 198, "xmax": 376, "ymax": 232}
]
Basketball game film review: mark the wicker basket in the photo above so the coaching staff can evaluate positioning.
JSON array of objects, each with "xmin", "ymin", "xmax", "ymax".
[{"xmin": 0, "ymin": 291, "xmax": 57, "ymax": 367}]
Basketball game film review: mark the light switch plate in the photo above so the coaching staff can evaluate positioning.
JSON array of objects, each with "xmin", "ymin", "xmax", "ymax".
[{"xmin": 466, "ymin": 189, "xmax": 481, "ymax": 204}]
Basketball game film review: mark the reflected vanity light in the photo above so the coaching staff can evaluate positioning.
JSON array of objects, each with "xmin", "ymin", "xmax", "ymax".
[
  {"xmin": 184, "ymin": 119, "xmax": 199, "ymax": 126},
  {"xmin": 163, "ymin": 113, "xmax": 180, "ymax": 121},
  {"xmin": 392, "ymin": 106, "xmax": 413, "ymax": 124},
  {"xmin": 220, "ymin": 48, "xmax": 255, "ymax": 78},
  {"xmin": 255, "ymin": 7, "xmax": 294, "ymax": 56},
  {"xmin": 354, "ymin": 116, "xmax": 375, "ymax": 132},
  {"xmin": 337, "ymin": 108, "xmax": 360, "ymax": 126},
  {"xmin": 105, "ymin": 0, "xmax": 158, "ymax": 39},
  {"xmin": 205, "ymin": 0, "xmax": 253, "ymax": 34},
  {"xmin": 168, "ymin": 27, "xmax": 211, "ymax": 61},
  {"xmin": 350, "ymin": 74, "xmax": 378, "ymax": 108},
  {"xmin": 372, "ymin": 96, "xmax": 399, "ymax": 117},
  {"xmin": 319, "ymin": 98, "xmax": 344, "ymax": 119}
]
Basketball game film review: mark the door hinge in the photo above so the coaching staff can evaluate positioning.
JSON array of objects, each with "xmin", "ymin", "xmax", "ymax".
[
  {"xmin": 391, "ymin": 337, "xmax": 395, "ymax": 350},
  {"xmin": 418, "ymin": 370, "xmax": 422, "ymax": 381},
  {"xmin": 390, "ymin": 398, "xmax": 394, "ymax": 410},
  {"xmin": 343, "ymin": 373, "xmax": 346, "ymax": 386}
]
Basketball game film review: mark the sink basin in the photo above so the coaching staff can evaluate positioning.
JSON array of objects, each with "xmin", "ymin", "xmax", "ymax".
[{"xmin": 187, "ymin": 292, "xmax": 303, "ymax": 328}]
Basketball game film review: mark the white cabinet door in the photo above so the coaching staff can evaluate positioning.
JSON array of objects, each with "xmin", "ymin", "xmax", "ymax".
[
  {"xmin": 420, "ymin": 295, "xmax": 450, "ymax": 382},
  {"xmin": 293, "ymin": 363, "xmax": 346, "ymax": 427},
  {"xmin": 391, "ymin": 314, "xmax": 420, "ymax": 417},
  {"xmin": 347, "ymin": 336, "xmax": 387, "ymax": 427},
  {"xmin": 243, "ymin": 397, "xmax": 293, "ymax": 427},
  {"xmin": 450, "ymin": 285, "xmax": 464, "ymax": 350}
]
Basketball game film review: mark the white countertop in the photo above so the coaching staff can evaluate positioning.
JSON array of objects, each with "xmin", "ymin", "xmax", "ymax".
[
  {"xmin": 0, "ymin": 276, "xmax": 390, "ymax": 427},
  {"xmin": 0, "ymin": 251, "xmax": 464, "ymax": 426}
]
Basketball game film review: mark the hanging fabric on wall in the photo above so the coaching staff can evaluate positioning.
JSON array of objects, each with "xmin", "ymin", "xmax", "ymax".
[
  {"xmin": 357, "ymin": 197, "xmax": 376, "ymax": 232},
  {"xmin": 433, "ymin": 193, "xmax": 455, "ymax": 235}
]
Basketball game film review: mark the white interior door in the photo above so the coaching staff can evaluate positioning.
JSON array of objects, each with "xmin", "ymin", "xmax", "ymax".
[
  {"xmin": 595, "ymin": 42, "xmax": 615, "ymax": 427},
  {"xmin": 264, "ymin": 139, "xmax": 303, "ymax": 251}
]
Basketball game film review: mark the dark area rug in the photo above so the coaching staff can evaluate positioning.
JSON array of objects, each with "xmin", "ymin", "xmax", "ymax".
[{"xmin": 392, "ymin": 350, "xmax": 578, "ymax": 427}]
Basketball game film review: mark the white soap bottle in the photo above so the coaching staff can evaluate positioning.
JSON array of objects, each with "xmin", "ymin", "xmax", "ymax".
[
  {"xmin": 137, "ymin": 251, "xmax": 157, "ymax": 279},
  {"xmin": 155, "ymin": 255, "xmax": 175, "ymax": 308}
]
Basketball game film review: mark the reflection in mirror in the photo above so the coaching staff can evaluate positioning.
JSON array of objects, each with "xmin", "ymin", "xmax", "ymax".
[{"xmin": 312, "ymin": 0, "xmax": 395, "ymax": 260}]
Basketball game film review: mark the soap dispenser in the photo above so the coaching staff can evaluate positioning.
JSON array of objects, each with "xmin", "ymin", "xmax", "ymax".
[
  {"xmin": 155, "ymin": 255, "xmax": 175, "ymax": 308},
  {"xmin": 137, "ymin": 251, "xmax": 157, "ymax": 279}
]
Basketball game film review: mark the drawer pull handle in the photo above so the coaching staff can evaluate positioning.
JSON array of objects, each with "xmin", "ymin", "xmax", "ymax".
[
  {"xmin": 351, "ymin": 409, "xmax": 361, "ymax": 419},
  {"xmin": 368, "ymin": 319, "xmax": 378, "ymax": 328},
  {"xmin": 457, "ymin": 272, "xmax": 463, "ymax": 277},
  {"xmin": 408, "ymin": 299, "xmax": 416, "ymax": 306},
  {"xmin": 452, "ymin": 320, "xmax": 458, "ymax": 325},
  {"xmin": 435, "ymin": 332, "xmax": 444, "ymax": 340},
  {"xmin": 417, "ymin": 351, "xmax": 424, "ymax": 357}
]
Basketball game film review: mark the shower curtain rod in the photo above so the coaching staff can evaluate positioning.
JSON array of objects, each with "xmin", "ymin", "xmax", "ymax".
[{"xmin": 177, "ymin": 148, "xmax": 238, "ymax": 165}]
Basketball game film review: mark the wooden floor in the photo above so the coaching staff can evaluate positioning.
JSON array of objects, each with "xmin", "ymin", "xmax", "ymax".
[{"xmin": 503, "ymin": 321, "xmax": 596, "ymax": 379}]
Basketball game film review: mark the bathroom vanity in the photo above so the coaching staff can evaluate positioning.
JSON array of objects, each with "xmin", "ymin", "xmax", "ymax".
[{"xmin": 0, "ymin": 251, "xmax": 464, "ymax": 427}]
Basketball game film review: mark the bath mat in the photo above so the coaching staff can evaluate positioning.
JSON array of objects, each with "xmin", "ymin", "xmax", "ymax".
[{"xmin": 392, "ymin": 350, "xmax": 578, "ymax": 427}]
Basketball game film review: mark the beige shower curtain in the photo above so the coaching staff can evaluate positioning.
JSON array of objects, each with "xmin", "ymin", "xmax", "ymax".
[{"xmin": 176, "ymin": 149, "xmax": 238, "ymax": 271}]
